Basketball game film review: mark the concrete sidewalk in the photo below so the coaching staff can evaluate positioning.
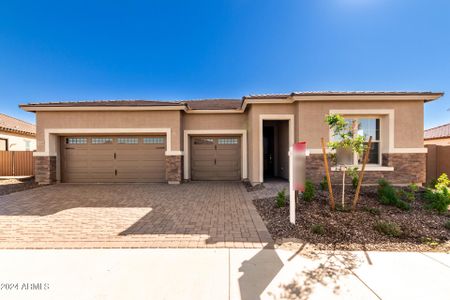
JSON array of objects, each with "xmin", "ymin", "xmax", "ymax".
[{"xmin": 0, "ymin": 248, "xmax": 448, "ymax": 300}]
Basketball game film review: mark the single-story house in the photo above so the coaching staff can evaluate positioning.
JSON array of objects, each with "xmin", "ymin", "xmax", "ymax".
[
  {"xmin": 20, "ymin": 91, "xmax": 443, "ymax": 185},
  {"xmin": 424, "ymin": 122, "xmax": 450, "ymax": 145},
  {"xmin": 0, "ymin": 113, "xmax": 36, "ymax": 151}
]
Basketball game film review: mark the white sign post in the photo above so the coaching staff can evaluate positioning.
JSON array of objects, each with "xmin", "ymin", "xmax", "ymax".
[
  {"xmin": 289, "ymin": 142, "xmax": 307, "ymax": 224},
  {"xmin": 289, "ymin": 146, "xmax": 295, "ymax": 224}
]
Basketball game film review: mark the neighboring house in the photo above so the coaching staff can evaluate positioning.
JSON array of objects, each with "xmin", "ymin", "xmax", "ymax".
[
  {"xmin": 424, "ymin": 123, "xmax": 450, "ymax": 145},
  {"xmin": 20, "ymin": 91, "xmax": 443, "ymax": 185},
  {"xmin": 0, "ymin": 113, "xmax": 36, "ymax": 151},
  {"xmin": 424, "ymin": 122, "xmax": 450, "ymax": 182}
]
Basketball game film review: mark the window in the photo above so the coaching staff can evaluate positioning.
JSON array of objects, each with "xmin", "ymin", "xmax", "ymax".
[
  {"xmin": 117, "ymin": 137, "xmax": 139, "ymax": 144},
  {"xmin": 66, "ymin": 137, "xmax": 87, "ymax": 144},
  {"xmin": 218, "ymin": 138, "xmax": 238, "ymax": 145},
  {"xmin": 143, "ymin": 137, "xmax": 165, "ymax": 144},
  {"xmin": 357, "ymin": 118, "xmax": 380, "ymax": 165},
  {"xmin": 25, "ymin": 140, "xmax": 31, "ymax": 151},
  {"xmin": 92, "ymin": 137, "xmax": 113, "ymax": 144},
  {"xmin": 0, "ymin": 138, "xmax": 7, "ymax": 151},
  {"xmin": 332, "ymin": 117, "xmax": 381, "ymax": 165},
  {"xmin": 193, "ymin": 138, "xmax": 214, "ymax": 145}
]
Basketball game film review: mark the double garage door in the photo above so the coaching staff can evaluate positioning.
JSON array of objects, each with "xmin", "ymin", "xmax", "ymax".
[
  {"xmin": 61, "ymin": 136, "xmax": 166, "ymax": 183},
  {"xmin": 190, "ymin": 136, "xmax": 241, "ymax": 181},
  {"xmin": 61, "ymin": 135, "xmax": 242, "ymax": 183}
]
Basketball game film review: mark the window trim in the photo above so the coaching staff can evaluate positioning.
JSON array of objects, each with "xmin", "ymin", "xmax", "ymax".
[{"xmin": 330, "ymin": 116, "xmax": 382, "ymax": 167}]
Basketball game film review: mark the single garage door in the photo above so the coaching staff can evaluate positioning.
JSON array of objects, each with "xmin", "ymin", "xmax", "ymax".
[
  {"xmin": 191, "ymin": 136, "xmax": 241, "ymax": 181},
  {"xmin": 61, "ymin": 136, "xmax": 166, "ymax": 183}
]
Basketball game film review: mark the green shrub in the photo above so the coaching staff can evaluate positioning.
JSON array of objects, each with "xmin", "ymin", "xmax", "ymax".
[
  {"xmin": 408, "ymin": 183, "xmax": 419, "ymax": 192},
  {"xmin": 444, "ymin": 220, "xmax": 450, "ymax": 230},
  {"xmin": 436, "ymin": 173, "xmax": 450, "ymax": 191},
  {"xmin": 363, "ymin": 207, "xmax": 381, "ymax": 216},
  {"xmin": 378, "ymin": 179, "xmax": 397, "ymax": 204},
  {"xmin": 347, "ymin": 167, "xmax": 359, "ymax": 189},
  {"xmin": 276, "ymin": 189, "xmax": 287, "ymax": 208},
  {"xmin": 424, "ymin": 188, "xmax": 450, "ymax": 213},
  {"xmin": 374, "ymin": 221, "xmax": 403, "ymax": 237},
  {"xmin": 377, "ymin": 179, "xmax": 411, "ymax": 211},
  {"xmin": 423, "ymin": 173, "xmax": 450, "ymax": 213},
  {"xmin": 320, "ymin": 176, "xmax": 328, "ymax": 191},
  {"xmin": 395, "ymin": 199, "xmax": 411, "ymax": 211},
  {"xmin": 303, "ymin": 180, "xmax": 316, "ymax": 202},
  {"xmin": 311, "ymin": 224, "xmax": 325, "ymax": 235}
]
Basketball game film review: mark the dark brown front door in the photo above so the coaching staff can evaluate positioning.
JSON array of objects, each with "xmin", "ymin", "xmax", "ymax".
[
  {"xmin": 61, "ymin": 136, "xmax": 166, "ymax": 183},
  {"xmin": 263, "ymin": 126, "xmax": 275, "ymax": 178},
  {"xmin": 191, "ymin": 136, "xmax": 241, "ymax": 181}
]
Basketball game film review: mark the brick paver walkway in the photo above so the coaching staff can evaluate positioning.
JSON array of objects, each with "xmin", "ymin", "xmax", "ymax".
[{"xmin": 0, "ymin": 182, "xmax": 272, "ymax": 249}]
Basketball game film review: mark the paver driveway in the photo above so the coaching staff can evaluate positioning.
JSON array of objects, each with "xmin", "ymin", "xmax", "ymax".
[{"xmin": 0, "ymin": 182, "xmax": 272, "ymax": 249}]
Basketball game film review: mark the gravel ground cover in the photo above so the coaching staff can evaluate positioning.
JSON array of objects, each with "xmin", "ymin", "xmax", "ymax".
[{"xmin": 253, "ymin": 185, "xmax": 450, "ymax": 252}]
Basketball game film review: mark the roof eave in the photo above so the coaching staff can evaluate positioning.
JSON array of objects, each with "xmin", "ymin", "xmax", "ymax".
[
  {"xmin": 20, "ymin": 105, "xmax": 187, "ymax": 112},
  {"xmin": 0, "ymin": 126, "xmax": 36, "ymax": 136}
]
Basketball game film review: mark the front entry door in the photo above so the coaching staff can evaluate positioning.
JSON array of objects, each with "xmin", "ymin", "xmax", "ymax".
[{"xmin": 263, "ymin": 126, "xmax": 275, "ymax": 178}]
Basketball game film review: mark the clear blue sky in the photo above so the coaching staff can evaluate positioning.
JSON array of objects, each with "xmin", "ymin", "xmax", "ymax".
[{"xmin": 0, "ymin": 0, "xmax": 449, "ymax": 129}]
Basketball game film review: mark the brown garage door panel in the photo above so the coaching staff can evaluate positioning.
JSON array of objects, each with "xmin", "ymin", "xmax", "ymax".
[
  {"xmin": 62, "ymin": 136, "xmax": 166, "ymax": 183},
  {"xmin": 191, "ymin": 136, "xmax": 241, "ymax": 181}
]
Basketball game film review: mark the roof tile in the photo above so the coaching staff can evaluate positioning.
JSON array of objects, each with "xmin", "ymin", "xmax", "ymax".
[
  {"xmin": 425, "ymin": 123, "xmax": 450, "ymax": 140},
  {"xmin": 0, "ymin": 113, "xmax": 35, "ymax": 135},
  {"xmin": 182, "ymin": 99, "xmax": 241, "ymax": 110}
]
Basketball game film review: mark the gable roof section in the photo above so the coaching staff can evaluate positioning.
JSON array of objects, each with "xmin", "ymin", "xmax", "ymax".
[
  {"xmin": 244, "ymin": 91, "xmax": 444, "ymax": 101},
  {"xmin": 21, "ymin": 100, "xmax": 182, "ymax": 107},
  {"xmin": 182, "ymin": 99, "xmax": 241, "ymax": 110},
  {"xmin": 0, "ymin": 113, "xmax": 36, "ymax": 136},
  {"xmin": 425, "ymin": 123, "xmax": 450, "ymax": 140}
]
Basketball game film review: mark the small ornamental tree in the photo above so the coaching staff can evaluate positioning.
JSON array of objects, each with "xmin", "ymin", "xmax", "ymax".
[
  {"xmin": 324, "ymin": 114, "xmax": 371, "ymax": 209},
  {"xmin": 325, "ymin": 114, "xmax": 365, "ymax": 161}
]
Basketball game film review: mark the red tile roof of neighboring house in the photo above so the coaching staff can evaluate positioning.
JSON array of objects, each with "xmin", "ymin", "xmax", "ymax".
[
  {"xmin": 0, "ymin": 113, "xmax": 36, "ymax": 136},
  {"xmin": 424, "ymin": 123, "xmax": 450, "ymax": 140}
]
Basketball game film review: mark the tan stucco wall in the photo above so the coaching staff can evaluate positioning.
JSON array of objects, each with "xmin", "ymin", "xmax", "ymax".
[
  {"xmin": 245, "ymin": 100, "xmax": 425, "ymax": 183},
  {"xmin": 297, "ymin": 100, "xmax": 424, "ymax": 149},
  {"xmin": 36, "ymin": 111, "xmax": 182, "ymax": 152},
  {"xmin": 424, "ymin": 138, "xmax": 450, "ymax": 146},
  {"xmin": 183, "ymin": 113, "xmax": 246, "ymax": 130}
]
